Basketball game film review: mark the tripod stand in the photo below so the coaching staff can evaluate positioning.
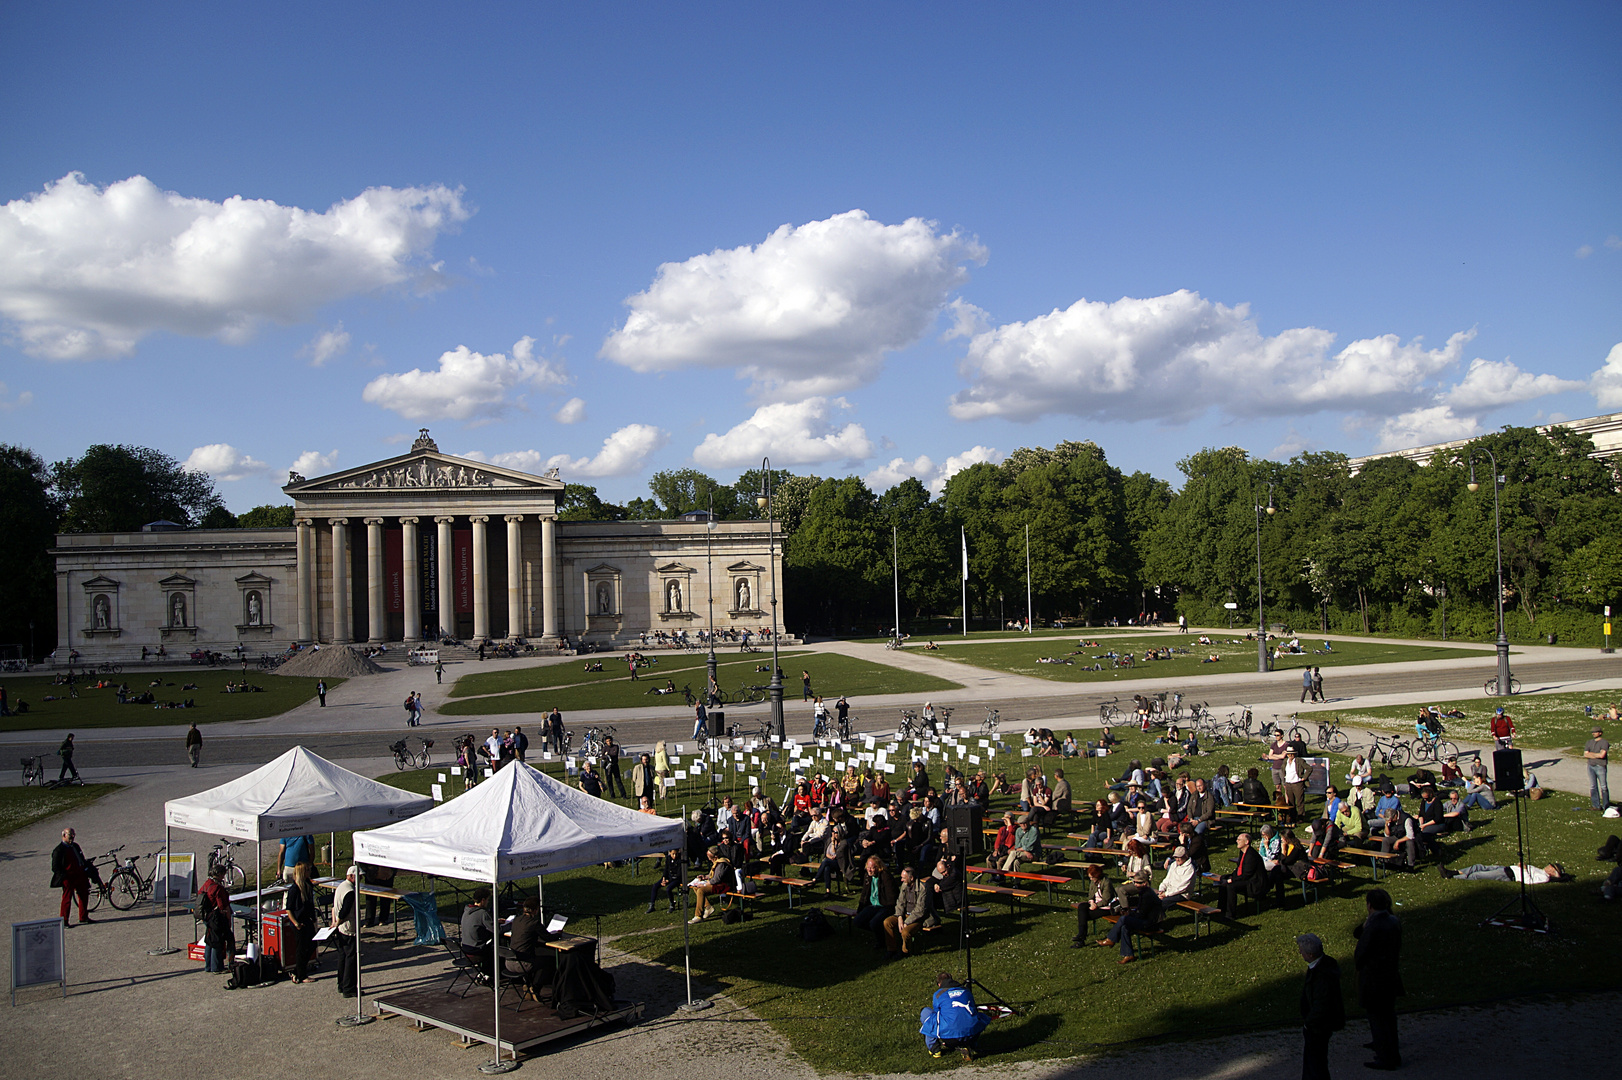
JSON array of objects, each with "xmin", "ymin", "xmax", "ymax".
[
  {"xmin": 953, "ymin": 838, "xmax": 1016, "ymax": 1015},
  {"xmin": 1480, "ymin": 789, "xmax": 1549, "ymax": 934}
]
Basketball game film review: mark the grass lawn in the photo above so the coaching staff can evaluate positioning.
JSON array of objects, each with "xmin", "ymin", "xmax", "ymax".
[
  {"xmin": 0, "ymin": 783, "xmax": 122, "ymax": 839},
  {"xmin": 439, "ymin": 651, "xmax": 961, "ymax": 716},
  {"xmin": 1316, "ymin": 689, "xmax": 1622, "ymax": 753},
  {"xmin": 354, "ymin": 724, "xmax": 1619, "ymax": 1074},
  {"xmin": 919, "ymin": 634, "xmax": 1479, "ymax": 685},
  {"xmin": 0, "ymin": 671, "xmax": 340, "ymax": 731}
]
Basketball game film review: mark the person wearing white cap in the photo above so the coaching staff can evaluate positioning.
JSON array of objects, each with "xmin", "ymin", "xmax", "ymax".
[
  {"xmin": 330, "ymin": 864, "xmax": 359, "ymax": 997},
  {"xmin": 1158, "ymin": 846, "xmax": 1195, "ymax": 902}
]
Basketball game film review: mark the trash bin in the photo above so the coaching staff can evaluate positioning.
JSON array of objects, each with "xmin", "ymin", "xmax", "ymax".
[
  {"xmin": 708, "ymin": 710, "xmax": 725, "ymax": 737},
  {"xmin": 1547, "ymin": 633, "xmax": 1557, "ymax": 645}
]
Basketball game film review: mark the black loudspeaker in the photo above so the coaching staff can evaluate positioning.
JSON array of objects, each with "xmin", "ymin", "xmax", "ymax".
[
  {"xmin": 708, "ymin": 710, "xmax": 726, "ymax": 737},
  {"xmin": 945, "ymin": 804, "xmax": 984, "ymax": 855},
  {"xmin": 1493, "ymin": 748, "xmax": 1525, "ymax": 792}
]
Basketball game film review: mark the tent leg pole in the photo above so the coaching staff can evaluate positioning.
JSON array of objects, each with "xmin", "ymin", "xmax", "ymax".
[
  {"xmin": 479, "ymin": 876, "xmax": 517, "ymax": 1073},
  {"xmin": 679, "ymin": 853, "xmax": 708, "ymax": 1012},
  {"xmin": 337, "ymin": 875, "xmax": 371, "ymax": 1027},
  {"xmin": 255, "ymin": 841, "xmax": 263, "ymax": 982},
  {"xmin": 150, "ymin": 824, "xmax": 178, "ymax": 954}
]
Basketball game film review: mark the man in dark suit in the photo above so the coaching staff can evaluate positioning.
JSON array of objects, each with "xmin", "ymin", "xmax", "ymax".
[
  {"xmin": 1298, "ymin": 932, "xmax": 1345, "ymax": 1080},
  {"xmin": 1219, "ymin": 831, "xmax": 1265, "ymax": 918},
  {"xmin": 51, "ymin": 827, "xmax": 96, "ymax": 924},
  {"xmin": 1353, "ymin": 887, "xmax": 1404, "ymax": 1070}
]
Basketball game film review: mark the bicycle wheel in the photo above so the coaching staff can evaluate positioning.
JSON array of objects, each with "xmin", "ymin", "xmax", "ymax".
[
  {"xmin": 1435, "ymin": 740, "xmax": 1460, "ymax": 763},
  {"xmin": 1326, "ymin": 730, "xmax": 1350, "ymax": 754},
  {"xmin": 1287, "ymin": 725, "xmax": 1308, "ymax": 743},
  {"xmin": 1509, "ymin": 678, "xmax": 1521, "ymax": 694},
  {"xmin": 1484, "ymin": 678, "xmax": 1498, "ymax": 695},
  {"xmin": 393, "ymin": 752, "xmax": 410, "ymax": 771},
  {"xmin": 226, "ymin": 864, "xmax": 247, "ymax": 891},
  {"xmin": 1390, "ymin": 741, "xmax": 1411, "ymax": 768},
  {"xmin": 107, "ymin": 869, "xmax": 142, "ymax": 910},
  {"xmin": 87, "ymin": 880, "xmax": 106, "ymax": 912},
  {"xmin": 414, "ymin": 751, "xmax": 430, "ymax": 769}
]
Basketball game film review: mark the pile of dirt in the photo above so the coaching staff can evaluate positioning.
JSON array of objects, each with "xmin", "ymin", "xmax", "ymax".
[{"xmin": 273, "ymin": 646, "xmax": 387, "ymax": 678}]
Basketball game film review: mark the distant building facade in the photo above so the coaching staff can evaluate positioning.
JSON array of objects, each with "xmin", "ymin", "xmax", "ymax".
[
  {"xmin": 1348, "ymin": 410, "xmax": 1622, "ymax": 471},
  {"xmin": 54, "ymin": 430, "xmax": 781, "ymax": 659}
]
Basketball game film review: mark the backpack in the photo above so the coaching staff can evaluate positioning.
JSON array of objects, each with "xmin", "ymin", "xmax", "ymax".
[
  {"xmin": 799, "ymin": 908, "xmax": 833, "ymax": 942},
  {"xmin": 1305, "ymin": 864, "xmax": 1330, "ymax": 883}
]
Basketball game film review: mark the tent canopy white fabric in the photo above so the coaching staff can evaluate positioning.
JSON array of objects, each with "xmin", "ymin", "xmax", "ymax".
[
  {"xmin": 354, "ymin": 763, "xmax": 684, "ymax": 882},
  {"xmin": 164, "ymin": 746, "xmax": 435, "ymax": 840}
]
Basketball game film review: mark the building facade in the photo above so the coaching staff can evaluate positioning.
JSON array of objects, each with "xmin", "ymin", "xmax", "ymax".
[{"xmin": 53, "ymin": 431, "xmax": 783, "ymax": 658}]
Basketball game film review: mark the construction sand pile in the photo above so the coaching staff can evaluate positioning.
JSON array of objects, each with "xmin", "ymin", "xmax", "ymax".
[{"xmin": 273, "ymin": 645, "xmax": 387, "ymax": 678}]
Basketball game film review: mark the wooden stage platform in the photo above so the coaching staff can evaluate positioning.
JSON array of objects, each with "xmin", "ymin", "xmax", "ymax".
[{"xmin": 373, "ymin": 986, "xmax": 644, "ymax": 1055}]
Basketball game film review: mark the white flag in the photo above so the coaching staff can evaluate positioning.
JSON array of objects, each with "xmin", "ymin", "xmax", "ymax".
[{"xmin": 961, "ymin": 526, "xmax": 969, "ymax": 581}]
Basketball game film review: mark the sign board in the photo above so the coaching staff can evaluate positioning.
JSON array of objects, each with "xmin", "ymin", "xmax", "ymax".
[
  {"xmin": 430, "ymin": 783, "xmax": 444, "ymax": 802},
  {"xmin": 1305, "ymin": 757, "xmax": 1332, "ymax": 796},
  {"xmin": 155, "ymin": 852, "xmax": 194, "ymax": 902},
  {"xmin": 11, "ymin": 918, "xmax": 65, "ymax": 1004}
]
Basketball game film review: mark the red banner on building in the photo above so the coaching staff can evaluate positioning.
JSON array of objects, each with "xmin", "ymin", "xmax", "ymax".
[
  {"xmin": 454, "ymin": 529, "xmax": 473, "ymax": 613},
  {"xmin": 385, "ymin": 527, "xmax": 404, "ymax": 613}
]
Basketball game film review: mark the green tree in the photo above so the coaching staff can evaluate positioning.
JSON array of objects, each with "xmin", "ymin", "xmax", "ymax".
[
  {"xmin": 53, "ymin": 444, "xmax": 224, "ymax": 532},
  {"xmin": 237, "ymin": 504, "xmax": 297, "ymax": 528},
  {"xmin": 731, "ymin": 467, "xmax": 794, "ymax": 518},
  {"xmin": 648, "ymin": 468, "xmax": 740, "ymax": 519},
  {"xmin": 0, "ymin": 445, "xmax": 60, "ymax": 658},
  {"xmin": 875, "ymin": 478, "xmax": 954, "ymax": 622},
  {"xmin": 200, "ymin": 506, "xmax": 238, "ymax": 528},
  {"xmin": 557, "ymin": 484, "xmax": 625, "ymax": 521},
  {"xmin": 786, "ymin": 476, "xmax": 884, "ymax": 631}
]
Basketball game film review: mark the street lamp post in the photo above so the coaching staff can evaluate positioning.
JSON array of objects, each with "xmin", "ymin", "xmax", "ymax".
[
  {"xmin": 756, "ymin": 458, "xmax": 785, "ymax": 740},
  {"xmin": 705, "ymin": 492, "xmax": 717, "ymax": 698},
  {"xmin": 1255, "ymin": 485, "xmax": 1275, "ymax": 674},
  {"xmin": 1467, "ymin": 449, "xmax": 1514, "ymax": 696}
]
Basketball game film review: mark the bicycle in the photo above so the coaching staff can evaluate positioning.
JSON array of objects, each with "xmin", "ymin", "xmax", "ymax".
[
  {"xmin": 981, "ymin": 708, "xmax": 1001, "ymax": 735},
  {"xmin": 1226, "ymin": 704, "xmax": 1255, "ymax": 740},
  {"xmin": 1315, "ymin": 716, "xmax": 1350, "ymax": 753},
  {"xmin": 21, "ymin": 754, "xmax": 45, "ymax": 786},
  {"xmin": 1098, "ymin": 698, "xmax": 1122, "ymax": 725},
  {"xmin": 1367, "ymin": 732, "xmax": 1411, "ymax": 768},
  {"xmin": 104, "ymin": 849, "xmax": 162, "ymax": 910},
  {"xmin": 207, "ymin": 838, "xmax": 250, "ymax": 891},
  {"xmin": 1483, "ymin": 674, "xmax": 1521, "ymax": 696},
  {"xmin": 1411, "ymin": 732, "xmax": 1460, "ymax": 764},
  {"xmin": 734, "ymin": 684, "xmax": 768, "ymax": 704},
  {"xmin": 812, "ymin": 711, "xmax": 851, "ymax": 741},
  {"xmin": 898, "ymin": 711, "xmax": 923, "ymax": 740},
  {"xmin": 96, "ymin": 661, "xmax": 122, "ymax": 674},
  {"xmin": 727, "ymin": 718, "xmax": 773, "ymax": 741},
  {"xmin": 1283, "ymin": 715, "xmax": 1309, "ymax": 743},
  {"xmin": 390, "ymin": 736, "xmax": 434, "ymax": 770},
  {"xmin": 579, "ymin": 725, "xmax": 617, "ymax": 760}
]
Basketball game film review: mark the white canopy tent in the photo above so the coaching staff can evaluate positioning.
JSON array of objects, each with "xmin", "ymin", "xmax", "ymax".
[
  {"xmin": 158, "ymin": 746, "xmax": 435, "ymax": 970},
  {"xmin": 354, "ymin": 763, "xmax": 686, "ymax": 1071}
]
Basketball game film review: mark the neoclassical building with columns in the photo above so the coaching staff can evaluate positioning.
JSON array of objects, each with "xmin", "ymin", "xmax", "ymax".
[{"xmin": 53, "ymin": 431, "xmax": 784, "ymax": 658}]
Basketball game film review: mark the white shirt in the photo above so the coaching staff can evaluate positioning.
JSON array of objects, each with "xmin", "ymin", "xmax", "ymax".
[
  {"xmin": 1160, "ymin": 859, "xmax": 1196, "ymax": 897},
  {"xmin": 486, "ymin": 736, "xmax": 502, "ymax": 758},
  {"xmin": 1509, "ymin": 864, "xmax": 1551, "ymax": 884},
  {"xmin": 1285, "ymin": 758, "xmax": 1304, "ymax": 784}
]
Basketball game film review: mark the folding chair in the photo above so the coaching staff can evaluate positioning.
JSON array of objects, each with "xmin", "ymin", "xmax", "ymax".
[{"xmin": 442, "ymin": 936, "xmax": 485, "ymax": 997}]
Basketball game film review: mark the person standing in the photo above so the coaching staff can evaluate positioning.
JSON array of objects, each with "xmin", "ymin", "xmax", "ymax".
[
  {"xmin": 279, "ymin": 833, "xmax": 314, "ymax": 883},
  {"xmin": 1300, "ymin": 667, "xmax": 1314, "ymax": 704},
  {"xmin": 57, "ymin": 733, "xmax": 80, "ymax": 782},
  {"xmin": 1311, "ymin": 667, "xmax": 1324, "ymax": 703},
  {"xmin": 51, "ymin": 827, "xmax": 95, "ymax": 924},
  {"xmin": 1585, "ymin": 726, "xmax": 1610, "ymax": 811},
  {"xmin": 1282, "ymin": 747, "xmax": 1308, "ymax": 824},
  {"xmin": 331, "ymin": 865, "xmax": 359, "ymax": 997},
  {"xmin": 1489, "ymin": 707, "xmax": 1515, "ymax": 749},
  {"xmin": 631, "ymin": 752, "xmax": 656, "ymax": 805},
  {"xmin": 477, "ymin": 640, "xmax": 486, "ymax": 662},
  {"xmin": 185, "ymin": 723, "xmax": 203, "ymax": 767},
  {"xmin": 1353, "ymin": 887, "xmax": 1404, "ymax": 1070},
  {"xmin": 197, "ymin": 865, "xmax": 235, "ymax": 972},
  {"xmin": 284, "ymin": 862, "xmax": 318, "ymax": 983},
  {"xmin": 801, "ymin": 669, "xmax": 813, "ymax": 701},
  {"xmin": 412, "ymin": 691, "xmax": 425, "ymax": 726},
  {"xmin": 549, "ymin": 707, "xmax": 565, "ymax": 754},
  {"xmin": 511, "ymin": 725, "xmax": 528, "ymax": 764},
  {"xmin": 434, "ymin": 658, "xmax": 444, "ymax": 685},
  {"xmin": 1297, "ymin": 932, "xmax": 1345, "ymax": 1080},
  {"xmin": 602, "ymin": 735, "xmax": 626, "ymax": 798},
  {"xmin": 360, "ymin": 862, "xmax": 396, "ymax": 928},
  {"xmin": 317, "ymin": 679, "xmax": 327, "ymax": 707}
]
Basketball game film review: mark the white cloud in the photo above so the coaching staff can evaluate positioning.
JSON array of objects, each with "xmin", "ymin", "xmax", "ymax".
[
  {"xmin": 1592, "ymin": 343, "xmax": 1622, "ymax": 409},
  {"xmin": 1576, "ymin": 245, "xmax": 1595, "ymax": 259},
  {"xmin": 601, "ymin": 210, "xmax": 986, "ymax": 401},
  {"xmin": 0, "ymin": 381, "xmax": 34, "ymax": 411},
  {"xmin": 361, "ymin": 336, "xmax": 569, "ymax": 423},
  {"xmin": 866, "ymin": 445, "xmax": 1004, "ymax": 495},
  {"xmin": 290, "ymin": 449, "xmax": 338, "ymax": 478},
  {"xmin": 544, "ymin": 424, "xmax": 669, "ymax": 478},
  {"xmin": 1608, "ymin": 236, "xmax": 1622, "ymax": 251},
  {"xmin": 693, "ymin": 397, "xmax": 875, "ymax": 469},
  {"xmin": 182, "ymin": 443, "xmax": 268, "ymax": 481},
  {"xmin": 936, "ymin": 445, "xmax": 1003, "ymax": 490},
  {"xmin": 1373, "ymin": 406, "xmax": 1482, "ymax": 452},
  {"xmin": 553, "ymin": 396, "xmax": 586, "ymax": 424},
  {"xmin": 949, "ymin": 290, "xmax": 1479, "ymax": 424},
  {"xmin": 0, "ymin": 173, "xmax": 469, "ymax": 360},
  {"xmin": 457, "ymin": 449, "xmax": 549, "ymax": 474},
  {"xmin": 1442, "ymin": 357, "xmax": 1586, "ymax": 410},
  {"xmin": 301, "ymin": 323, "xmax": 351, "ymax": 366}
]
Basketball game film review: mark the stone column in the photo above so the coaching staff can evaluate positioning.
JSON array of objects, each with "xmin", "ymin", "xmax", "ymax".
[
  {"xmin": 505, "ymin": 515, "xmax": 524, "ymax": 640},
  {"xmin": 435, "ymin": 516, "xmax": 455, "ymax": 640},
  {"xmin": 471, "ymin": 515, "xmax": 490, "ymax": 642},
  {"xmin": 401, "ymin": 517, "xmax": 421, "ymax": 643},
  {"xmin": 295, "ymin": 518, "xmax": 315, "ymax": 642},
  {"xmin": 331, "ymin": 518, "xmax": 351, "ymax": 644},
  {"xmin": 541, "ymin": 514, "xmax": 559, "ymax": 641},
  {"xmin": 365, "ymin": 517, "xmax": 386, "ymax": 643}
]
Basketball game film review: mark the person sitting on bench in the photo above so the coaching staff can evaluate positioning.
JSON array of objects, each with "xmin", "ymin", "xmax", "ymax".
[
  {"xmin": 1070, "ymin": 864, "xmax": 1113, "ymax": 947},
  {"xmin": 1219, "ymin": 832, "xmax": 1266, "ymax": 918},
  {"xmin": 882, "ymin": 865, "xmax": 935, "ymax": 958},
  {"xmin": 688, "ymin": 846, "xmax": 732, "ymax": 923},
  {"xmin": 1099, "ymin": 871, "xmax": 1162, "ymax": 963},
  {"xmin": 855, "ymin": 855, "xmax": 898, "ymax": 949},
  {"xmin": 1375, "ymin": 808, "xmax": 1419, "ymax": 870},
  {"xmin": 460, "ymin": 887, "xmax": 496, "ymax": 977},
  {"xmin": 1158, "ymin": 845, "xmax": 1196, "ymax": 903},
  {"xmin": 1000, "ymin": 814, "xmax": 1041, "ymax": 874}
]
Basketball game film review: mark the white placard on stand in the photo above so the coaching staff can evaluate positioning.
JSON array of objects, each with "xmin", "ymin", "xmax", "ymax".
[
  {"xmin": 11, "ymin": 918, "xmax": 65, "ymax": 1005},
  {"xmin": 155, "ymin": 852, "xmax": 194, "ymax": 902},
  {"xmin": 431, "ymin": 783, "xmax": 444, "ymax": 802}
]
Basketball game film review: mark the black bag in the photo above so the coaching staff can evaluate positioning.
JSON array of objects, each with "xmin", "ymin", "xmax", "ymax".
[
  {"xmin": 720, "ymin": 907, "xmax": 743, "ymax": 924},
  {"xmin": 798, "ymin": 907, "xmax": 832, "ymax": 942},
  {"xmin": 550, "ymin": 947, "xmax": 614, "ymax": 1017},
  {"xmin": 224, "ymin": 959, "xmax": 261, "ymax": 990}
]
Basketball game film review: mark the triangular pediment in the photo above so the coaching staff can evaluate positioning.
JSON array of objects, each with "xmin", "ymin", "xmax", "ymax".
[
  {"xmin": 235, "ymin": 571, "xmax": 274, "ymax": 586},
  {"xmin": 284, "ymin": 450, "xmax": 564, "ymax": 494},
  {"xmin": 584, "ymin": 563, "xmax": 621, "ymax": 576},
  {"xmin": 159, "ymin": 573, "xmax": 197, "ymax": 588},
  {"xmin": 82, "ymin": 574, "xmax": 120, "ymax": 590},
  {"xmin": 655, "ymin": 561, "xmax": 697, "ymax": 574},
  {"xmin": 726, "ymin": 561, "xmax": 766, "ymax": 573}
]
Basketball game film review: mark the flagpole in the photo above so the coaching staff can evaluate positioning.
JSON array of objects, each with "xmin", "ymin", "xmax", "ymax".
[
  {"xmin": 892, "ymin": 524, "xmax": 901, "ymax": 648},
  {"xmin": 1025, "ymin": 524, "xmax": 1032, "ymax": 634},
  {"xmin": 961, "ymin": 526, "xmax": 968, "ymax": 638}
]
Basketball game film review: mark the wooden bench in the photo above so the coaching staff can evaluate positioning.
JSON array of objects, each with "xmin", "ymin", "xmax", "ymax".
[
  {"xmin": 965, "ymin": 882, "xmax": 1037, "ymax": 909},
  {"xmin": 965, "ymin": 865, "xmax": 1070, "ymax": 902},
  {"xmin": 748, "ymin": 873, "xmax": 816, "ymax": 908},
  {"xmin": 1174, "ymin": 899, "xmax": 1221, "ymax": 938},
  {"xmin": 1096, "ymin": 911, "xmax": 1171, "ymax": 955},
  {"xmin": 1340, "ymin": 846, "xmax": 1403, "ymax": 881}
]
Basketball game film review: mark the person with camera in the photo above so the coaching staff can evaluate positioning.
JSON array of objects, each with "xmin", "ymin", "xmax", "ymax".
[{"xmin": 919, "ymin": 972, "xmax": 988, "ymax": 1061}]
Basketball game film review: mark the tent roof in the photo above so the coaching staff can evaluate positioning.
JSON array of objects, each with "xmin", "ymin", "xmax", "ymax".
[
  {"xmin": 164, "ymin": 746, "xmax": 434, "ymax": 840},
  {"xmin": 353, "ymin": 763, "xmax": 685, "ymax": 883}
]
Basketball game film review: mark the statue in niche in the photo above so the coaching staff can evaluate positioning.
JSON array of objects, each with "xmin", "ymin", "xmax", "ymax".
[
  {"xmin": 93, "ymin": 594, "xmax": 110, "ymax": 629},
  {"xmin": 596, "ymin": 582, "xmax": 612, "ymax": 615},
  {"xmin": 667, "ymin": 580, "xmax": 683, "ymax": 612},
  {"xmin": 246, "ymin": 591, "xmax": 262, "ymax": 626},
  {"xmin": 736, "ymin": 579, "xmax": 750, "ymax": 611},
  {"xmin": 171, "ymin": 593, "xmax": 187, "ymax": 627}
]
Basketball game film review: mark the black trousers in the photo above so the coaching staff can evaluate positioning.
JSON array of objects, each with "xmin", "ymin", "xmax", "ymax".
[
  {"xmin": 364, "ymin": 892, "xmax": 392, "ymax": 926},
  {"xmin": 1302, "ymin": 1027, "xmax": 1331, "ymax": 1080},
  {"xmin": 853, "ymin": 902, "xmax": 886, "ymax": 944},
  {"xmin": 604, "ymin": 763, "xmax": 626, "ymax": 797},
  {"xmin": 336, "ymin": 932, "xmax": 357, "ymax": 994},
  {"xmin": 1366, "ymin": 1001, "xmax": 1400, "ymax": 1066}
]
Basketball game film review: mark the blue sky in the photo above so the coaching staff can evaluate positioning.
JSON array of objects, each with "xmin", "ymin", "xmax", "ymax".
[{"xmin": 2, "ymin": 2, "xmax": 1619, "ymax": 510}]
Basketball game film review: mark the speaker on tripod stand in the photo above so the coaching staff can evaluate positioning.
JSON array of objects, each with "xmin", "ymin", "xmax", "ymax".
[{"xmin": 945, "ymin": 804, "xmax": 984, "ymax": 856}]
